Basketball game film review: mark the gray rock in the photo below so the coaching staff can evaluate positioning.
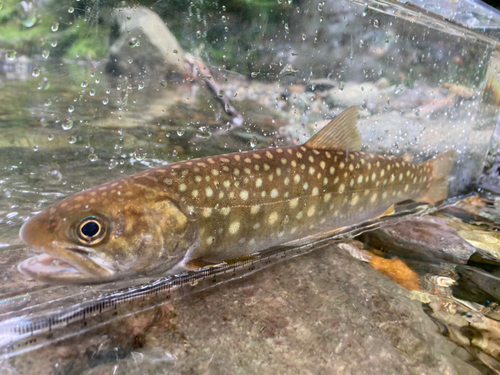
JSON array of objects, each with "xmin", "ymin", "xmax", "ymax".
[
  {"xmin": 107, "ymin": 6, "xmax": 186, "ymax": 78},
  {"xmin": 361, "ymin": 216, "xmax": 478, "ymax": 264},
  {"xmin": 6, "ymin": 244, "xmax": 480, "ymax": 374}
]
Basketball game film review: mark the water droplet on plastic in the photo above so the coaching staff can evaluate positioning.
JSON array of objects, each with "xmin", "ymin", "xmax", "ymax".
[
  {"xmin": 89, "ymin": 89, "xmax": 95, "ymax": 97},
  {"xmin": 318, "ymin": 2, "xmax": 324, "ymax": 11},
  {"xmin": 68, "ymin": 105, "xmax": 74, "ymax": 113},
  {"xmin": 250, "ymin": 137, "xmax": 258, "ymax": 148},
  {"xmin": 33, "ymin": 145, "xmax": 39, "ymax": 152},
  {"xmin": 102, "ymin": 97, "xmax": 109, "ymax": 105},
  {"xmin": 62, "ymin": 118, "xmax": 73, "ymax": 130},
  {"xmin": 48, "ymin": 134, "xmax": 54, "ymax": 141},
  {"xmin": 222, "ymin": 15, "xmax": 227, "ymax": 23},
  {"xmin": 19, "ymin": 1, "xmax": 37, "ymax": 28},
  {"xmin": 51, "ymin": 21, "xmax": 59, "ymax": 32},
  {"xmin": 32, "ymin": 68, "xmax": 41, "ymax": 77},
  {"xmin": 177, "ymin": 127, "xmax": 185, "ymax": 136},
  {"xmin": 129, "ymin": 37, "xmax": 140, "ymax": 48},
  {"xmin": 172, "ymin": 49, "xmax": 178, "ymax": 55},
  {"xmin": 196, "ymin": 30, "xmax": 201, "ymax": 39},
  {"xmin": 373, "ymin": 19, "xmax": 380, "ymax": 28},
  {"xmin": 108, "ymin": 159, "xmax": 117, "ymax": 169},
  {"xmin": 284, "ymin": 23, "xmax": 289, "ymax": 34},
  {"xmin": 196, "ymin": 126, "xmax": 211, "ymax": 141},
  {"xmin": 88, "ymin": 153, "xmax": 98, "ymax": 162},
  {"xmin": 301, "ymin": 33, "xmax": 306, "ymax": 41},
  {"xmin": 42, "ymin": 50, "xmax": 49, "ymax": 59},
  {"xmin": 68, "ymin": 6, "xmax": 74, "ymax": 13},
  {"xmin": 81, "ymin": 80, "xmax": 88, "ymax": 88},
  {"xmin": 160, "ymin": 80, "xmax": 167, "ymax": 88},
  {"xmin": 251, "ymin": 72, "xmax": 260, "ymax": 78},
  {"xmin": 44, "ymin": 98, "xmax": 52, "ymax": 106},
  {"xmin": 6, "ymin": 50, "xmax": 16, "ymax": 60},
  {"xmin": 133, "ymin": 148, "xmax": 147, "ymax": 161},
  {"xmin": 51, "ymin": 40, "xmax": 57, "ymax": 47},
  {"xmin": 172, "ymin": 149, "xmax": 178, "ymax": 157},
  {"xmin": 138, "ymin": 81, "xmax": 144, "ymax": 90},
  {"xmin": 68, "ymin": 136, "xmax": 77, "ymax": 144},
  {"xmin": 222, "ymin": 5, "xmax": 226, "ymax": 11}
]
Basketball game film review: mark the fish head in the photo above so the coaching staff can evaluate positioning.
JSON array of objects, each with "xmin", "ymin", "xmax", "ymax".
[{"xmin": 18, "ymin": 179, "xmax": 194, "ymax": 284}]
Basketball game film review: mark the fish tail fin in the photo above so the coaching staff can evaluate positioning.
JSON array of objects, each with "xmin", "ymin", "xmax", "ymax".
[{"xmin": 417, "ymin": 150, "xmax": 456, "ymax": 203}]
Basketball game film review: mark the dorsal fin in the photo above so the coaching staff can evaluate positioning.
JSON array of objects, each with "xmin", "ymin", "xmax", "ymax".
[{"xmin": 304, "ymin": 106, "xmax": 362, "ymax": 151}]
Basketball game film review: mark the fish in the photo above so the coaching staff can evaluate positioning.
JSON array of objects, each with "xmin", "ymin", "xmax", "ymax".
[{"xmin": 18, "ymin": 107, "xmax": 456, "ymax": 284}]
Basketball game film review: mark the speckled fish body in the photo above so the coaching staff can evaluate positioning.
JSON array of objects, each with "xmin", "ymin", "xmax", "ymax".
[
  {"xmin": 156, "ymin": 146, "xmax": 432, "ymax": 262},
  {"xmin": 18, "ymin": 107, "xmax": 456, "ymax": 283}
]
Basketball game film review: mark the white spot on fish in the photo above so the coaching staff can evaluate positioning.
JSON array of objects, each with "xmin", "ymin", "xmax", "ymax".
[
  {"xmin": 221, "ymin": 207, "xmax": 231, "ymax": 216},
  {"xmin": 195, "ymin": 176, "xmax": 202, "ymax": 183},
  {"xmin": 312, "ymin": 187, "xmax": 319, "ymax": 196},
  {"xmin": 202, "ymin": 208, "xmax": 212, "ymax": 217},
  {"xmin": 271, "ymin": 188, "xmax": 279, "ymax": 198},
  {"xmin": 284, "ymin": 177, "xmax": 290, "ymax": 186},
  {"xmin": 309, "ymin": 167, "xmax": 315, "ymax": 175},
  {"xmin": 303, "ymin": 182, "xmax": 309, "ymax": 190},
  {"xmin": 251, "ymin": 205, "xmax": 260, "ymax": 214},
  {"xmin": 290, "ymin": 198, "xmax": 299, "ymax": 208},
  {"xmin": 205, "ymin": 187, "xmax": 213, "ymax": 197},
  {"xmin": 253, "ymin": 222, "xmax": 260, "ymax": 230},
  {"xmin": 324, "ymin": 193, "xmax": 331, "ymax": 202},
  {"xmin": 294, "ymin": 175, "xmax": 301, "ymax": 184},
  {"xmin": 192, "ymin": 190, "xmax": 199, "ymax": 198},
  {"xmin": 240, "ymin": 190, "xmax": 249, "ymax": 200},
  {"xmin": 307, "ymin": 206, "xmax": 316, "ymax": 217},
  {"xmin": 338, "ymin": 183, "xmax": 345, "ymax": 193},
  {"xmin": 256, "ymin": 178, "xmax": 263, "ymax": 188},
  {"xmin": 212, "ymin": 170, "xmax": 219, "ymax": 176},
  {"xmin": 180, "ymin": 184, "xmax": 187, "ymax": 192},
  {"xmin": 229, "ymin": 221, "xmax": 240, "ymax": 234},
  {"xmin": 350, "ymin": 195, "xmax": 359, "ymax": 205},
  {"xmin": 268, "ymin": 212, "xmax": 278, "ymax": 224},
  {"xmin": 281, "ymin": 158, "xmax": 287, "ymax": 165},
  {"xmin": 371, "ymin": 193, "xmax": 377, "ymax": 203},
  {"xmin": 357, "ymin": 175, "xmax": 363, "ymax": 184}
]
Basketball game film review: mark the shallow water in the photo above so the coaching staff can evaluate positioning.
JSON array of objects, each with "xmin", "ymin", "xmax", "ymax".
[{"xmin": 2, "ymin": 0, "xmax": 500, "ymax": 373}]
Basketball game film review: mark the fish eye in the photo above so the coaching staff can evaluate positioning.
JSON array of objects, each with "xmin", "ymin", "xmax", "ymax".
[{"xmin": 76, "ymin": 217, "xmax": 106, "ymax": 245}]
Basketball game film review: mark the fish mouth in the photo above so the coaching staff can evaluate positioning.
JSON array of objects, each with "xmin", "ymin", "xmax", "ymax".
[
  {"xmin": 18, "ymin": 244, "xmax": 114, "ymax": 284},
  {"xmin": 18, "ymin": 253, "xmax": 89, "ymax": 283}
]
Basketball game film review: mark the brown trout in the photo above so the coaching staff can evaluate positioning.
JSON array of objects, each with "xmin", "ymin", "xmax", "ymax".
[{"xmin": 18, "ymin": 107, "xmax": 456, "ymax": 284}]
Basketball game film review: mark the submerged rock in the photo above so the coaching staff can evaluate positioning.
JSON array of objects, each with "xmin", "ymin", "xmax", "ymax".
[
  {"xmin": 361, "ymin": 216, "xmax": 478, "ymax": 264},
  {"xmin": 6, "ymin": 244, "xmax": 480, "ymax": 374}
]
